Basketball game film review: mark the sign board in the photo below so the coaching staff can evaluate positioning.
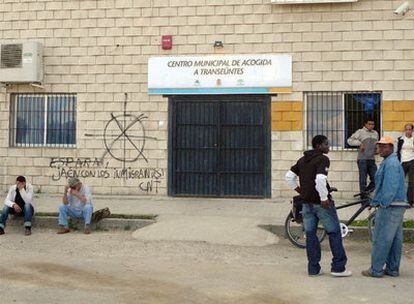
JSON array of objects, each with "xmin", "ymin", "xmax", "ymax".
[
  {"xmin": 271, "ymin": 0, "xmax": 357, "ymax": 3},
  {"xmin": 148, "ymin": 54, "xmax": 292, "ymax": 95}
]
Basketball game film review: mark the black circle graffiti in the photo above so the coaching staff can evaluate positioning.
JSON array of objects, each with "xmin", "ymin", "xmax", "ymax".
[{"xmin": 103, "ymin": 114, "xmax": 148, "ymax": 163}]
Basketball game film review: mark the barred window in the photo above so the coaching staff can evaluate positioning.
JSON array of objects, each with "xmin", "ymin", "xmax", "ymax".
[
  {"xmin": 305, "ymin": 91, "xmax": 381, "ymax": 150},
  {"xmin": 10, "ymin": 94, "xmax": 76, "ymax": 147}
]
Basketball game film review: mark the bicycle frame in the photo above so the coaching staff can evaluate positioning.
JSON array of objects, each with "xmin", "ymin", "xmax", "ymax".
[{"xmin": 335, "ymin": 198, "xmax": 371, "ymax": 226}]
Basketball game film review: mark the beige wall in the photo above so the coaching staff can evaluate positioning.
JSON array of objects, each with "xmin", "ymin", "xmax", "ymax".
[{"xmin": 0, "ymin": 0, "xmax": 413, "ymax": 197}]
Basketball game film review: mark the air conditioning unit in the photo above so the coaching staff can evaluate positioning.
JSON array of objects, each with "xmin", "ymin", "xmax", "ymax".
[{"xmin": 0, "ymin": 41, "xmax": 43, "ymax": 84}]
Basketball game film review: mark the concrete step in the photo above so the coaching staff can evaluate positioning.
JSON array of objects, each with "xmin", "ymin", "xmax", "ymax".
[{"xmin": 2, "ymin": 214, "xmax": 156, "ymax": 232}]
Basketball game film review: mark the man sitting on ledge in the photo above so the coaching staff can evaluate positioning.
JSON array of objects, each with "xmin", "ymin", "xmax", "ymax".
[
  {"xmin": 57, "ymin": 177, "xmax": 93, "ymax": 235},
  {"xmin": 0, "ymin": 176, "xmax": 35, "ymax": 236}
]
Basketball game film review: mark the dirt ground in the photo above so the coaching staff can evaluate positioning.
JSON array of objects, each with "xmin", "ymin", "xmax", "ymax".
[{"xmin": 0, "ymin": 229, "xmax": 413, "ymax": 304}]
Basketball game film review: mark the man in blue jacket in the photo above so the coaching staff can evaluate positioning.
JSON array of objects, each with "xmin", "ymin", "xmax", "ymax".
[{"xmin": 362, "ymin": 136, "xmax": 409, "ymax": 278}]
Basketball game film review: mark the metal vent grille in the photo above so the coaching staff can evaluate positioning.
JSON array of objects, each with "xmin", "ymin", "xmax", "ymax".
[{"xmin": 1, "ymin": 44, "xmax": 22, "ymax": 69}]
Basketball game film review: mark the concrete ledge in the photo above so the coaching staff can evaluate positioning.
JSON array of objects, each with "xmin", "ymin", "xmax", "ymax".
[
  {"xmin": 260, "ymin": 224, "xmax": 414, "ymax": 243},
  {"xmin": 2, "ymin": 215, "xmax": 156, "ymax": 232}
]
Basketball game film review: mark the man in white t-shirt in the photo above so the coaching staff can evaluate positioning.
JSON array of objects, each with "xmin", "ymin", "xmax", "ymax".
[
  {"xmin": 397, "ymin": 123, "xmax": 414, "ymax": 206},
  {"xmin": 57, "ymin": 177, "xmax": 93, "ymax": 234}
]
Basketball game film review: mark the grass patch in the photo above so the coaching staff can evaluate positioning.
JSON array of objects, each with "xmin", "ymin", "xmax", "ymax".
[
  {"xmin": 124, "ymin": 225, "xmax": 131, "ymax": 231},
  {"xmin": 34, "ymin": 212, "xmax": 157, "ymax": 220},
  {"xmin": 350, "ymin": 220, "xmax": 369, "ymax": 227},
  {"xmin": 108, "ymin": 213, "xmax": 157, "ymax": 220},
  {"xmin": 352, "ymin": 219, "xmax": 414, "ymax": 228}
]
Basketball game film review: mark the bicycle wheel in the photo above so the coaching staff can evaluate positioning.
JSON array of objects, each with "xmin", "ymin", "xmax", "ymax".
[
  {"xmin": 368, "ymin": 211, "xmax": 376, "ymax": 241},
  {"xmin": 284, "ymin": 212, "xmax": 327, "ymax": 249}
]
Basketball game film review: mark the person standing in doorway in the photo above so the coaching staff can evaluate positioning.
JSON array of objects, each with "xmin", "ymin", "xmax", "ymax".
[
  {"xmin": 396, "ymin": 123, "xmax": 414, "ymax": 207},
  {"xmin": 362, "ymin": 136, "xmax": 409, "ymax": 278},
  {"xmin": 285, "ymin": 135, "xmax": 352, "ymax": 277},
  {"xmin": 347, "ymin": 118, "xmax": 379, "ymax": 194}
]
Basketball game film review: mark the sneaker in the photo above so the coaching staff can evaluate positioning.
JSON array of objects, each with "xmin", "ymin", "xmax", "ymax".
[
  {"xmin": 309, "ymin": 270, "xmax": 324, "ymax": 277},
  {"xmin": 331, "ymin": 270, "xmax": 352, "ymax": 277},
  {"xmin": 0, "ymin": 227, "xmax": 4, "ymax": 235},
  {"xmin": 57, "ymin": 227, "xmax": 70, "ymax": 234},
  {"xmin": 84, "ymin": 225, "xmax": 91, "ymax": 235},
  {"xmin": 25, "ymin": 227, "xmax": 31, "ymax": 236}
]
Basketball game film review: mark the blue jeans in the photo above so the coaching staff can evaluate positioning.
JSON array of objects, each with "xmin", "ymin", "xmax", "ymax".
[
  {"xmin": 302, "ymin": 203, "xmax": 347, "ymax": 275},
  {"xmin": 357, "ymin": 159, "xmax": 377, "ymax": 193},
  {"xmin": 0, "ymin": 204, "xmax": 34, "ymax": 229},
  {"xmin": 58, "ymin": 204, "xmax": 93, "ymax": 228},
  {"xmin": 370, "ymin": 207, "xmax": 406, "ymax": 277}
]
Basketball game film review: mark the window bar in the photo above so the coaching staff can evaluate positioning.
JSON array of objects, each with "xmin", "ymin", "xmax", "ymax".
[
  {"xmin": 338, "ymin": 92, "xmax": 341, "ymax": 149},
  {"xmin": 318, "ymin": 92, "xmax": 322, "ymax": 136},
  {"xmin": 16, "ymin": 95, "xmax": 19, "ymax": 146},
  {"xmin": 19, "ymin": 95, "xmax": 23, "ymax": 147},
  {"xmin": 43, "ymin": 95, "xmax": 48, "ymax": 146},
  {"xmin": 73, "ymin": 94, "xmax": 76, "ymax": 145},
  {"xmin": 31, "ymin": 94, "xmax": 36, "ymax": 147},
  {"xmin": 330, "ymin": 91, "xmax": 333, "ymax": 149},
  {"xmin": 50, "ymin": 94, "xmax": 54, "ymax": 147},
  {"xmin": 33, "ymin": 95, "xmax": 36, "ymax": 146},
  {"xmin": 58, "ymin": 94, "xmax": 62, "ymax": 147},
  {"xmin": 27, "ymin": 94, "xmax": 31, "ymax": 146},
  {"xmin": 329, "ymin": 91, "xmax": 340, "ymax": 150},
  {"xmin": 67, "ymin": 95, "xmax": 71, "ymax": 147},
  {"xmin": 63, "ymin": 94, "xmax": 67, "ymax": 147},
  {"xmin": 69, "ymin": 94, "xmax": 73, "ymax": 146},
  {"xmin": 63, "ymin": 95, "xmax": 66, "ymax": 147},
  {"xmin": 59, "ymin": 94, "xmax": 63, "ymax": 147},
  {"xmin": 34, "ymin": 95, "xmax": 38, "ymax": 146},
  {"xmin": 13, "ymin": 95, "xmax": 17, "ymax": 146},
  {"xmin": 308, "ymin": 93, "xmax": 311, "ymax": 144},
  {"xmin": 22, "ymin": 94, "xmax": 26, "ymax": 147},
  {"xmin": 66, "ymin": 94, "xmax": 70, "ymax": 147},
  {"xmin": 37, "ymin": 95, "xmax": 42, "ymax": 146}
]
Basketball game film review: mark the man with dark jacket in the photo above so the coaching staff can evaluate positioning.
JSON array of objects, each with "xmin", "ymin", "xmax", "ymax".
[
  {"xmin": 285, "ymin": 135, "xmax": 352, "ymax": 277},
  {"xmin": 396, "ymin": 123, "xmax": 414, "ymax": 206}
]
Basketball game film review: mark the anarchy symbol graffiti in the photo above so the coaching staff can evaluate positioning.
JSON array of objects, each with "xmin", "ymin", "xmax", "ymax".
[{"xmin": 103, "ymin": 113, "xmax": 151, "ymax": 163}]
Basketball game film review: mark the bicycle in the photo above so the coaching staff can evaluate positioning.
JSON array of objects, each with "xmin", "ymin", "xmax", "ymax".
[{"xmin": 284, "ymin": 188, "xmax": 376, "ymax": 249}]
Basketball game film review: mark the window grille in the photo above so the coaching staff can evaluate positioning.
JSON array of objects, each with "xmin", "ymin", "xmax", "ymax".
[
  {"xmin": 10, "ymin": 94, "xmax": 77, "ymax": 147},
  {"xmin": 304, "ymin": 91, "xmax": 381, "ymax": 150}
]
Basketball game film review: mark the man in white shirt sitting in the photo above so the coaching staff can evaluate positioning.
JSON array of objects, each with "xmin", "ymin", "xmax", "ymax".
[
  {"xmin": 397, "ymin": 123, "xmax": 414, "ymax": 206},
  {"xmin": 57, "ymin": 177, "xmax": 93, "ymax": 234},
  {"xmin": 0, "ymin": 176, "xmax": 35, "ymax": 236}
]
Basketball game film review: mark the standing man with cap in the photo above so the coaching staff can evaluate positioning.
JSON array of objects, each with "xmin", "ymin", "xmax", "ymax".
[
  {"xmin": 362, "ymin": 136, "xmax": 410, "ymax": 278},
  {"xmin": 57, "ymin": 177, "xmax": 93, "ymax": 234},
  {"xmin": 0, "ymin": 176, "xmax": 35, "ymax": 236}
]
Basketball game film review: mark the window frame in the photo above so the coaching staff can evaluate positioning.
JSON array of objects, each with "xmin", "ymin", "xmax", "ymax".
[
  {"xmin": 9, "ymin": 93, "xmax": 77, "ymax": 148},
  {"xmin": 304, "ymin": 91, "xmax": 382, "ymax": 151}
]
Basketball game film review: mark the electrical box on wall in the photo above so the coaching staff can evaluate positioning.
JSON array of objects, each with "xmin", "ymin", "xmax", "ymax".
[
  {"xmin": 161, "ymin": 35, "xmax": 172, "ymax": 50},
  {"xmin": 0, "ymin": 41, "xmax": 43, "ymax": 84}
]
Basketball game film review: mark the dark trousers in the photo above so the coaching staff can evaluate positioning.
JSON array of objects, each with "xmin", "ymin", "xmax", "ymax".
[
  {"xmin": 302, "ymin": 202, "xmax": 347, "ymax": 275},
  {"xmin": 402, "ymin": 160, "xmax": 414, "ymax": 205},
  {"xmin": 357, "ymin": 159, "xmax": 377, "ymax": 193}
]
